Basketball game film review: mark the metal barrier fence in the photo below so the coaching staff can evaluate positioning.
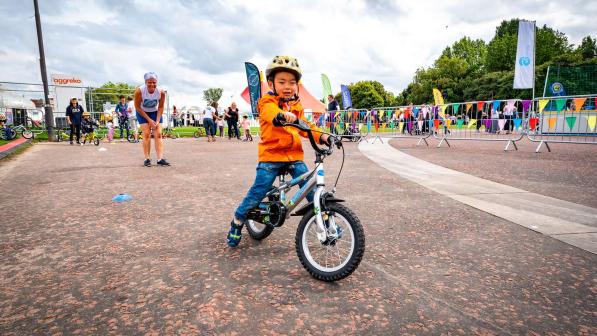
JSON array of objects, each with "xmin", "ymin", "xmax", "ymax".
[
  {"xmin": 527, "ymin": 94, "xmax": 597, "ymax": 152},
  {"xmin": 429, "ymin": 99, "xmax": 530, "ymax": 151},
  {"xmin": 306, "ymin": 109, "xmax": 370, "ymax": 141},
  {"xmin": 368, "ymin": 105, "xmax": 433, "ymax": 146}
]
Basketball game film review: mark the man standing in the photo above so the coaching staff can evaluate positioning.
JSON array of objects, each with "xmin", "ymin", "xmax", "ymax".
[
  {"xmin": 65, "ymin": 97, "xmax": 84, "ymax": 145},
  {"xmin": 115, "ymin": 95, "xmax": 129, "ymax": 140},
  {"xmin": 327, "ymin": 94, "xmax": 339, "ymax": 134}
]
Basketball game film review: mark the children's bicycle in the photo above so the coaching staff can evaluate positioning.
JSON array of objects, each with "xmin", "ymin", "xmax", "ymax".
[
  {"xmin": 245, "ymin": 120, "xmax": 365, "ymax": 282},
  {"xmin": 0, "ymin": 124, "xmax": 34, "ymax": 140},
  {"xmin": 193, "ymin": 126, "xmax": 206, "ymax": 138}
]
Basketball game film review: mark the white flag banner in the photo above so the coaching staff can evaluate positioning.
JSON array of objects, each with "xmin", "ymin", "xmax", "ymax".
[{"xmin": 513, "ymin": 20, "xmax": 535, "ymax": 89}]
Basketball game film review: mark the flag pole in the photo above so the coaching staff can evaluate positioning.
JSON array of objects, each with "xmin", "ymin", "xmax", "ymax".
[{"xmin": 532, "ymin": 20, "xmax": 536, "ymax": 101}]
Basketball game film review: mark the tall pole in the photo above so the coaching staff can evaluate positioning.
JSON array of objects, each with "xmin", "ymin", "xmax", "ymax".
[
  {"xmin": 33, "ymin": 0, "xmax": 55, "ymax": 141},
  {"xmin": 532, "ymin": 20, "xmax": 536, "ymax": 102}
]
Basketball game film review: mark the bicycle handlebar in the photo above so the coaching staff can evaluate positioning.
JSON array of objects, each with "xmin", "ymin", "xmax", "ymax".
[{"xmin": 279, "ymin": 118, "xmax": 340, "ymax": 156}]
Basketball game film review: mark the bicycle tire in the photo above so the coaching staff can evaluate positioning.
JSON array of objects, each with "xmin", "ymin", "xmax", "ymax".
[
  {"xmin": 246, "ymin": 219, "xmax": 274, "ymax": 240},
  {"xmin": 193, "ymin": 131, "xmax": 201, "ymax": 138},
  {"xmin": 94, "ymin": 138, "xmax": 100, "ymax": 146},
  {"xmin": 295, "ymin": 202, "xmax": 365, "ymax": 282},
  {"xmin": 21, "ymin": 129, "xmax": 33, "ymax": 139}
]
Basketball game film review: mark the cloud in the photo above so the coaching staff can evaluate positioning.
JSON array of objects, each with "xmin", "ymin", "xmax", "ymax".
[{"xmin": 0, "ymin": 0, "xmax": 595, "ymax": 110}]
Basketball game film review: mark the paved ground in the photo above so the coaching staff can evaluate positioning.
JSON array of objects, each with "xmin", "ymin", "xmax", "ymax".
[
  {"xmin": 390, "ymin": 137, "xmax": 597, "ymax": 208},
  {"xmin": 0, "ymin": 138, "xmax": 596, "ymax": 335}
]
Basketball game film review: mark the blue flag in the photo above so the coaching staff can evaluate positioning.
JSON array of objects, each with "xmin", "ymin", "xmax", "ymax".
[
  {"xmin": 341, "ymin": 85, "xmax": 352, "ymax": 109},
  {"xmin": 245, "ymin": 62, "xmax": 261, "ymax": 117}
]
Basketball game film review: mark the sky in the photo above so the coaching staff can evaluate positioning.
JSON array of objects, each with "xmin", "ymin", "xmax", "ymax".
[{"xmin": 1, "ymin": 0, "xmax": 595, "ymax": 111}]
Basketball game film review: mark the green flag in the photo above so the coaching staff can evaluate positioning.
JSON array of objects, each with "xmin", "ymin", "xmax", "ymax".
[
  {"xmin": 565, "ymin": 116, "xmax": 577, "ymax": 130},
  {"xmin": 555, "ymin": 99, "xmax": 567, "ymax": 112},
  {"xmin": 321, "ymin": 74, "xmax": 332, "ymax": 103}
]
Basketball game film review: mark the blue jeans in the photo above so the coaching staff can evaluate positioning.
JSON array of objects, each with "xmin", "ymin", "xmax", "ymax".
[
  {"xmin": 203, "ymin": 118, "xmax": 216, "ymax": 136},
  {"xmin": 235, "ymin": 161, "xmax": 314, "ymax": 222}
]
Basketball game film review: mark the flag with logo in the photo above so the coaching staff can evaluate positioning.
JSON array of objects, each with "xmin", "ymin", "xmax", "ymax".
[
  {"xmin": 244, "ymin": 62, "xmax": 261, "ymax": 117},
  {"xmin": 513, "ymin": 20, "xmax": 536, "ymax": 89},
  {"xmin": 341, "ymin": 85, "xmax": 352, "ymax": 109}
]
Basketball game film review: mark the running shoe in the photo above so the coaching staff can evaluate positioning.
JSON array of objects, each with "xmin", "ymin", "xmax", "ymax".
[
  {"xmin": 144, "ymin": 159, "xmax": 151, "ymax": 167},
  {"xmin": 227, "ymin": 220, "xmax": 243, "ymax": 247},
  {"xmin": 157, "ymin": 159, "xmax": 170, "ymax": 166}
]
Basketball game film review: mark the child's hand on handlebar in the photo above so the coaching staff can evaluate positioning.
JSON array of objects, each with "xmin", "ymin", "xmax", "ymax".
[{"xmin": 281, "ymin": 112, "xmax": 297, "ymax": 123}]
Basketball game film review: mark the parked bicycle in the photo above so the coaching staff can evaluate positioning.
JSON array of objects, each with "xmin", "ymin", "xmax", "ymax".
[
  {"xmin": 0, "ymin": 124, "xmax": 33, "ymax": 140},
  {"xmin": 193, "ymin": 126, "xmax": 206, "ymax": 138},
  {"xmin": 245, "ymin": 120, "xmax": 365, "ymax": 282}
]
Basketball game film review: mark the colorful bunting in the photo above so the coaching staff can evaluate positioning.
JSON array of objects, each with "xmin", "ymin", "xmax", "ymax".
[
  {"xmin": 466, "ymin": 103, "xmax": 473, "ymax": 112},
  {"xmin": 407, "ymin": 121, "xmax": 413, "ymax": 133},
  {"xmin": 477, "ymin": 101, "xmax": 485, "ymax": 111},
  {"xmin": 529, "ymin": 117, "xmax": 539, "ymax": 130},
  {"xmin": 498, "ymin": 119, "xmax": 506, "ymax": 131},
  {"xmin": 572, "ymin": 98, "xmax": 586, "ymax": 112},
  {"xmin": 522, "ymin": 100, "xmax": 532, "ymax": 112},
  {"xmin": 587, "ymin": 116, "xmax": 596, "ymax": 131},
  {"xmin": 492, "ymin": 100, "xmax": 501, "ymax": 112},
  {"xmin": 417, "ymin": 120, "xmax": 423, "ymax": 130},
  {"xmin": 513, "ymin": 119, "xmax": 522, "ymax": 129},
  {"xmin": 554, "ymin": 99, "xmax": 567, "ymax": 112},
  {"xmin": 468, "ymin": 119, "xmax": 477, "ymax": 129},
  {"xmin": 507, "ymin": 99, "xmax": 516, "ymax": 109},
  {"xmin": 445, "ymin": 119, "xmax": 452, "ymax": 127},
  {"xmin": 538, "ymin": 99, "xmax": 549, "ymax": 113},
  {"xmin": 433, "ymin": 119, "xmax": 441, "ymax": 129},
  {"xmin": 565, "ymin": 116, "xmax": 577, "ymax": 130},
  {"xmin": 547, "ymin": 117, "xmax": 557, "ymax": 129},
  {"xmin": 452, "ymin": 104, "xmax": 461, "ymax": 114},
  {"xmin": 398, "ymin": 122, "xmax": 404, "ymax": 133},
  {"xmin": 428, "ymin": 119, "xmax": 434, "ymax": 128},
  {"xmin": 457, "ymin": 119, "xmax": 464, "ymax": 129},
  {"xmin": 483, "ymin": 119, "xmax": 491, "ymax": 129}
]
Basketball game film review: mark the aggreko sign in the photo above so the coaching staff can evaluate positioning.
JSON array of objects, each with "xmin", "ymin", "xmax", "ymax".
[{"xmin": 51, "ymin": 74, "xmax": 83, "ymax": 86}]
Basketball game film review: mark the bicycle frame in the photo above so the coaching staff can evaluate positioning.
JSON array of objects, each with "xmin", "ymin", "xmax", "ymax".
[{"xmin": 265, "ymin": 159, "xmax": 328, "ymax": 241}]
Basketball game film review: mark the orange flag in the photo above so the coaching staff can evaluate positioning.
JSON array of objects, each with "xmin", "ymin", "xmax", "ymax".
[
  {"xmin": 466, "ymin": 103, "xmax": 473, "ymax": 112},
  {"xmin": 573, "ymin": 98, "xmax": 587, "ymax": 112},
  {"xmin": 548, "ymin": 117, "xmax": 557, "ymax": 129}
]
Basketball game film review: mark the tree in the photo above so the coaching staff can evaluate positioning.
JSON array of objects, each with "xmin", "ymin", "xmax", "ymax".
[
  {"xmin": 203, "ymin": 88, "xmax": 223, "ymax": 105},
  {"xmin": 333, "ymin": 81, "xmax": 392, "ymax": 109},
  {"xmin": 86, "ymin": 82, "xmax": 136, "ymax": 112},
  {"xmin": 577, "ymin": 36, "xmax": 597, "ymax": 60}
]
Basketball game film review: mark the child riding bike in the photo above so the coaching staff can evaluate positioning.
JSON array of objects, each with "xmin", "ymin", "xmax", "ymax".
[
  {"xmin": 227, "ymin": 56, "xmax": 331, "ymax": 247},
  {"xmin": 81, "ymin": 112, "xmax": 99, "ymax": 145}
]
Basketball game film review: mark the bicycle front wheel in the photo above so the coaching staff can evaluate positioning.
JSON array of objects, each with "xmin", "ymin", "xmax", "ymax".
[
  {"xmin": 296, "ymin": 202, "xmax": 365, "ymax": 282},
  {"xmin": 21, "ymin": 129, "xmax": 33, "ymax": 139}
]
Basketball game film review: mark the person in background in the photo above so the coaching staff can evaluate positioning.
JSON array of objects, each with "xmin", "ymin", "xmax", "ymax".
[
  {"xmin": 216, "ymin": 111, "xmax": 225, "ymax": 137},
  {"xmin": 172, "ymin": 105, "xmax": 179, "ymax": 127},
  {"xmin": 106, "ymin": 115, "xmax": 115, "ymax": 143},
  {"xmin": 66, "ymin": 97, "xmax": 84, "ymax": 145},
  {"xmin": 81, "ymin": 111, "xmax": 99, "ymax": 145},
  {"xmin": 225, "ymin": 102, "xmax": 241, "ymax": 140},
  {"xmin": 127, "ymin": 96, "xmax": 139, "ymax": 142},
  {"xmin": 327, "ymin": 94, "xmax": 339, "ymax": 134},
  {"xmin": 203, "ymin": 102, "xmax": 217, "ymax": 142},
  {"xmin": 241, "ymin": 115, "xmax": 253, "ymax": 141},
  {"xmin": 115, "ymin": 95, "xmax": 129, "ymax": 140},
  {"xmin": 134, "ymin": 72, "xmax": 170, "ymax": 167}
]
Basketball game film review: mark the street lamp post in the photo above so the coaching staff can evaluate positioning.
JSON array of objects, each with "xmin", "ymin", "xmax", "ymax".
[{"xmin": 33, "ymin": 0, "xmax": 55, "ymax": 141}]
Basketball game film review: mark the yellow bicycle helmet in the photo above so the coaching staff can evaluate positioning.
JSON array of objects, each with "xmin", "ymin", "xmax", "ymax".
[
  {"xmin": 265, "ymin": 56, "xmax": 302, "ymax": 81},
  {"xmin": 82, "ymin": 111, "xmax": 91, "ymax": 117}
]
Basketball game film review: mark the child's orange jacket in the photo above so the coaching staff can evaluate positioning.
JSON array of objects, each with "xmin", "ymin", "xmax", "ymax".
[{"xmin": 257, "ymin": 93, "xmax": 324, "ymax": 162}]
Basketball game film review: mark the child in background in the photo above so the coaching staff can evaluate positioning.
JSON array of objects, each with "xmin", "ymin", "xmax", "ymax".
[
  {"xmin": 216, "ymin": 113, "xmax": 225, "ymax": 137},
  {"xmin": 81, "ymin": 112, "xmax": 99, "ymax": 145},
  {"xmin": 241, "ymin": 115, "xmax": 252, "ymax": 142},
  {"xmin": 106, "ymin": 115, "xmax": 114, "ymax": 143}
]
